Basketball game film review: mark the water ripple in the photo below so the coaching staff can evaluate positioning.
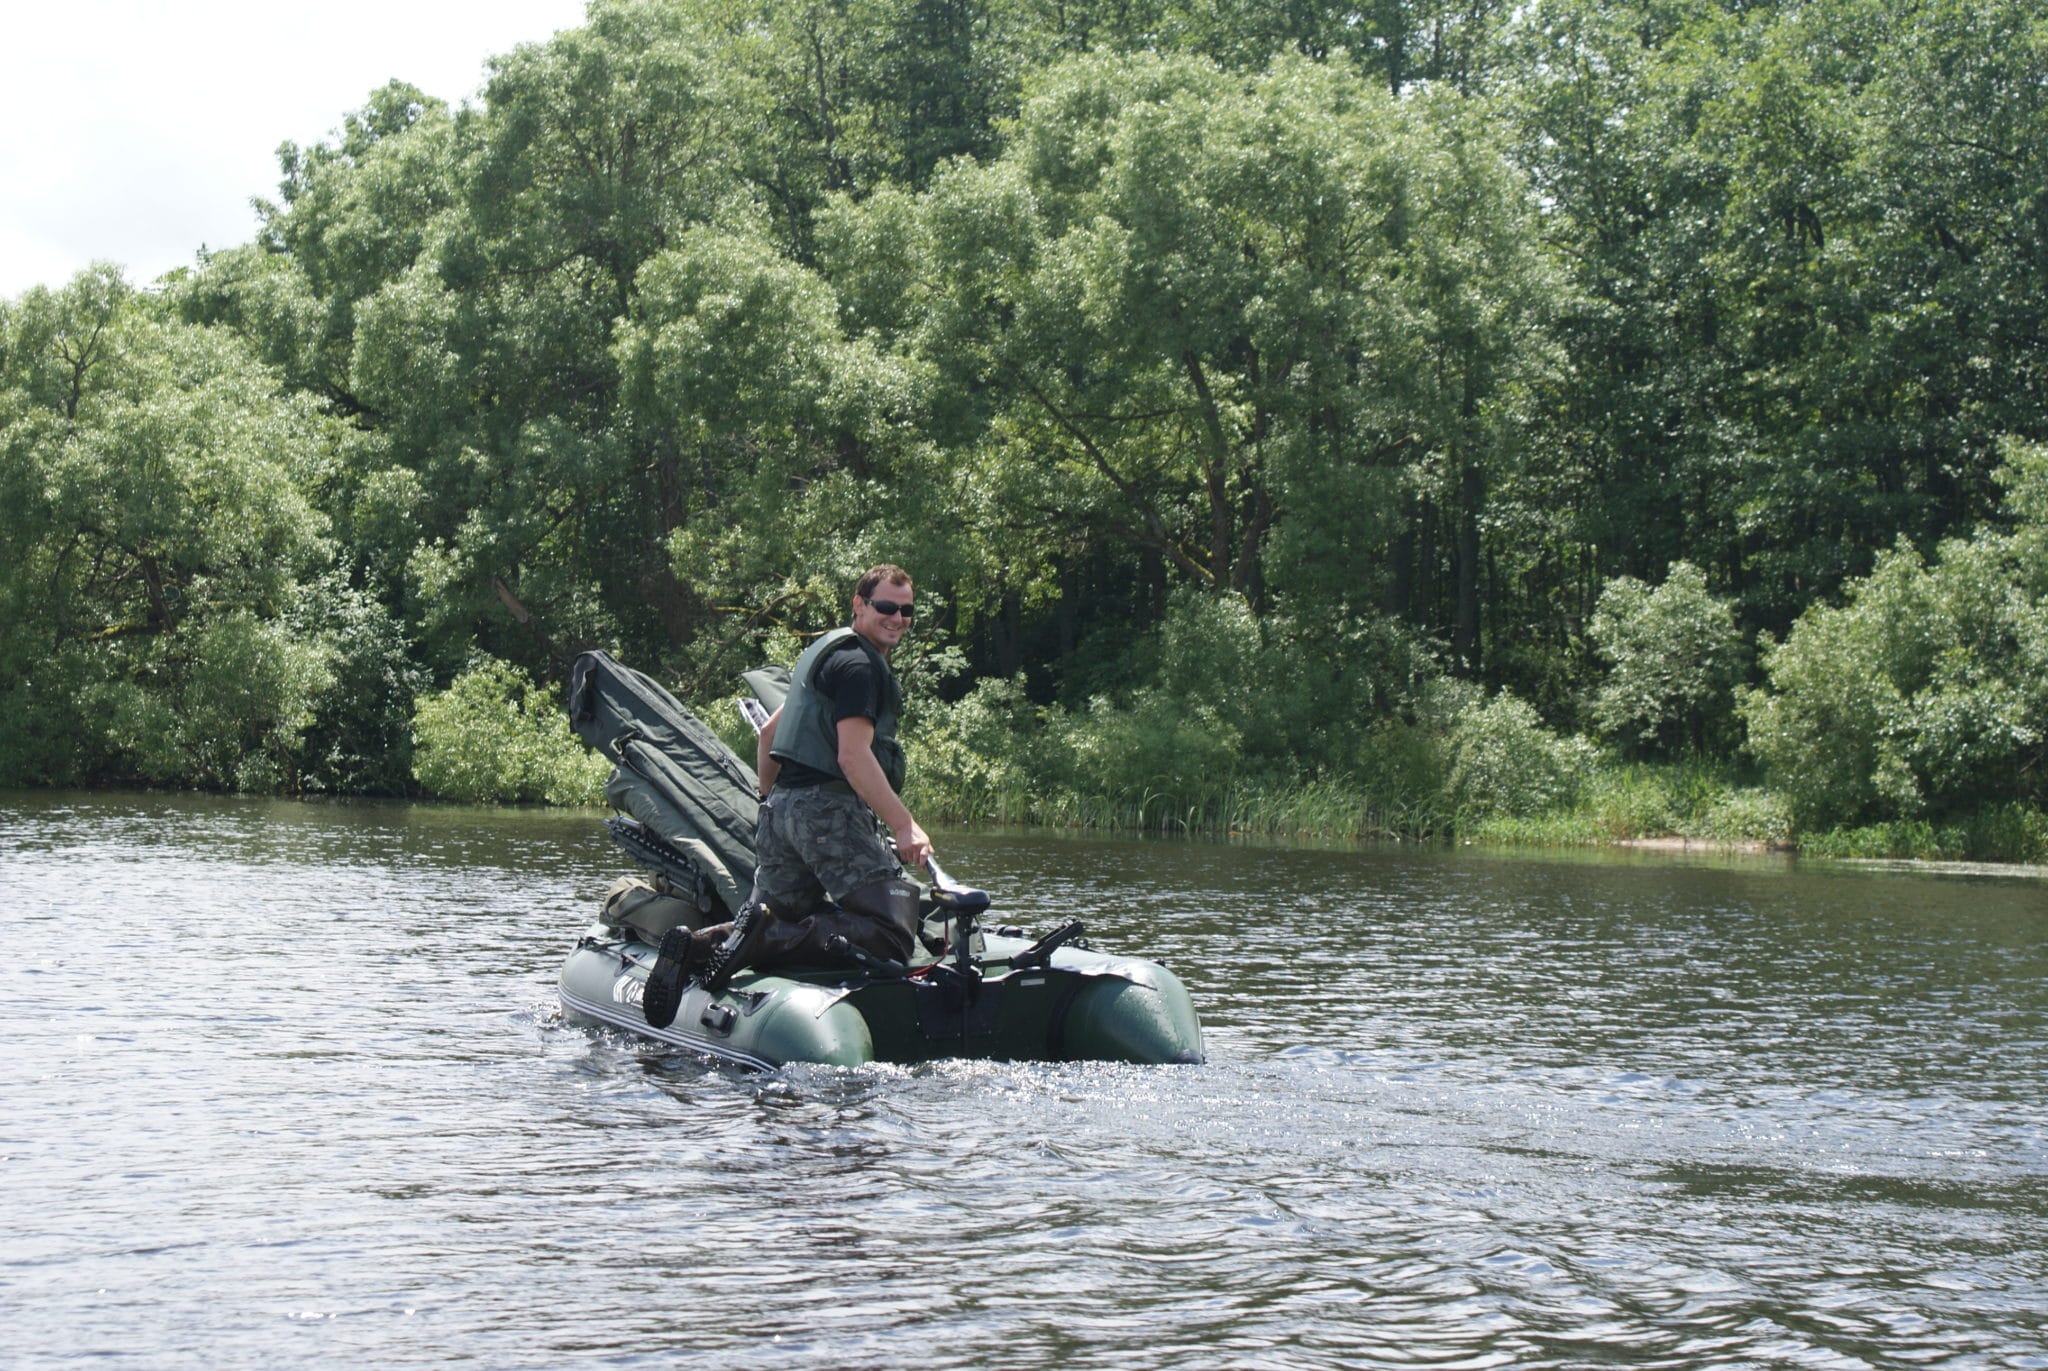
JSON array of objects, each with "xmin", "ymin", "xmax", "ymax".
[{"xmin": 1, "ymin": 796, "xmax": 2044, "ymax": 1368}]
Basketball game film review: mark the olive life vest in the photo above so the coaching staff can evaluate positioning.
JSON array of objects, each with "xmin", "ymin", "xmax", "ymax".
[{"xmin": 771, "ymin": 626, "xmax": 906, "ymax": 793}]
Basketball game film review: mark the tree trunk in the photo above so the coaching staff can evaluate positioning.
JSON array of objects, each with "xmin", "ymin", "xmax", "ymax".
[
  {"xmin": 1385, "ymin": 492, "xmax": 1415, "ymax": 620},
  {"xmin": 1453, "ymin": 459, "xmax": 1483, "ymax": 676}
]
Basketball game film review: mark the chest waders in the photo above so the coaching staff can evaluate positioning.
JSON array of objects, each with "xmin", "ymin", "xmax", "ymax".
[{"xmin": 743, "ymin": 627, "xmax": 920, "ymax": 976}]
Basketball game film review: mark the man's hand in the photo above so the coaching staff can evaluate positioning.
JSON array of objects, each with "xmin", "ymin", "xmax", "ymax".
[
  {"xmin": 754, "ymin": 706, "xmax": 782, "ymax": 797},
  {"xmin": 893, "ymin": 821, "xmax": 933, "ymax": 871}
]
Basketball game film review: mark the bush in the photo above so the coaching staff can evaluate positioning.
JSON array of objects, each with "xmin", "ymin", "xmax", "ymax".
[
  {"xmin": 291, "ymin": 574, "xmax": 428, "ymax": 794},
  {"xmin": 903, "ymin": 673, "xmax": 1042, "ymax": 822},
  {"xmin": 0, "ymin": 654, "xmax": 92, "ymax": 787},
  {"xmin": 1026, "ymin": 592, "xmax": 1270, "ymax": 816},
  {"xmin": 1744, "ymin": 443, "xmax": 2048, "ymax": 833},
  {"xmin": 411, "ymin": 656, "xmax": 608, "ymax": 804},
  {"xmin": 1040, "ymin": 689, "xmax": 1248, "ymax": 814},
  {"xmin": 1697, "ymin": 787, "xmax": 1793, "ymax": 844},
  {"xmin": 1589, "ymin": 561, "xmax": 1742, "ymax": 756},
  {"xmin": 87, "ymin": 612, "xmax": 336, "ymax": 791},
  {"xmin": 1446, "ymin": 692, "xmax": 1596, "ymax": 822},
  {"xmin": 1351, "ymin": 716, "xmax": 1455, "ymax": 834},
  {"xmin": 1579, "ymin": 764, "xmax": 1682, "ymax": 837},
  {"xmin": 884, "ymin": 592, "xmax": 1481, "ymax": 838},
  {"xmin": 1744, "ymin": 534, "xmax": 2048, "ymax": 830},
  {"xmin": 1799, "ymin": 804, "xmax": 2048, "ymax": 863}
]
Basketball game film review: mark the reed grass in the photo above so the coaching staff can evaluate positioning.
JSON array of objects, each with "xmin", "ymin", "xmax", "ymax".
[
  {"xmin": 908, "ymin": 757, "xmax": 1800, "ymax": 851},
  {"xmin": 913, "ymin": 758, "xmax": 2046, "ymax": 863},
  {"xmin": 908, "ymin": 772, "xmax": 1453, "ymax": 842},
  {"xmin": 1797, "ymin": 805, "xmax": 2048, "ymax": 863}
]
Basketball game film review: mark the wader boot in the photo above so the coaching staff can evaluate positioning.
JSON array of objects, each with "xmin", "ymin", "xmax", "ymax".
[
  {"xmin": 643, "ymin": 922, "xmax": 730, "ymax": 1028},
  {"xmin": 697, "ymin": 900, "xmax": 775, "ymax": 995}
]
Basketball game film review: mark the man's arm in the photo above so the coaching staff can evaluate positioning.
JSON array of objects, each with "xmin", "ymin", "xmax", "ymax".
[
  {"xmin": 836, "ymin": 715, "xmax": 932, "ymax": 870},
  {"xmin": 755, "ymin": 706, "xmax": 782, "ymax": 798}
]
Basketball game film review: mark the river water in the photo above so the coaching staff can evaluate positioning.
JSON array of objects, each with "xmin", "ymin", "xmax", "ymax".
[{"xmin": 2, "ymin": 791, "xmax": 2044, "ymax": 1369}]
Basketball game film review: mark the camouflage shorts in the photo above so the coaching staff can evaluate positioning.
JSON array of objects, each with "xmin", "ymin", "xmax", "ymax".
[{"xmin": 750, "ymin": 786, "xmax": 902, "ymax": 918}]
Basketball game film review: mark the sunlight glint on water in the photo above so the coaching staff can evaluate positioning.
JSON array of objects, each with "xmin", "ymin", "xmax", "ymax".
[{"xmin": 2, "ymin": 793, "xmax": 2043, "ymax": 1369}]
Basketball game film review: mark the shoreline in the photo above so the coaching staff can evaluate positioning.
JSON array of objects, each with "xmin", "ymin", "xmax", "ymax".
[{"xmin": 1613, "ymin": 835, "xmax": 1795, "ymax": 856}]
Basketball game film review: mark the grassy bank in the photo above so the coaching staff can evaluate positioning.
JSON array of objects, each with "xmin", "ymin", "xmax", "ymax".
[
  {"xmin": 907, "ymin": 761, "xmax": 2048, "ymax": 864},
  {"xmin": 396, "ymin": 662, "xmax": 2048, "ymax": 864},
  {"xmin": 907, "ymin": 774, "xmax": 1453, "ymax": 844}
]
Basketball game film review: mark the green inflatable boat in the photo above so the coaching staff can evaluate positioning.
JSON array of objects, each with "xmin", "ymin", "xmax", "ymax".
[{"xmin": 557, "ymin": 652, "xmax": 1205, "ymax": 1069}]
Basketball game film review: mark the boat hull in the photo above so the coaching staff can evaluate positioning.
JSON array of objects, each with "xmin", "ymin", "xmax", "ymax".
[{"xmin": 558, "ymin": 924, "xmax": 1204, "ymax": 1068}]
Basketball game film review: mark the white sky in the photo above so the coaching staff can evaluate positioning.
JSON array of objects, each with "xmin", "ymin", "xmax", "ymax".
[{"xmin": 1, "ymin": 1, "xmax": 592, "ymax": 300}]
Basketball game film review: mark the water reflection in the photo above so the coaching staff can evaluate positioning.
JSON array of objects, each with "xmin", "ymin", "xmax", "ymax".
[{"xmin": 1, "ymin": 792, "xmax": 2043, "ymax": 1370}]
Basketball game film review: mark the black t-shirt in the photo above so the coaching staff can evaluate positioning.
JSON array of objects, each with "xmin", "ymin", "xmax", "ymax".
[{"xmin": 775, "ymin": 644, "xmax": 885, "ymax": 789}]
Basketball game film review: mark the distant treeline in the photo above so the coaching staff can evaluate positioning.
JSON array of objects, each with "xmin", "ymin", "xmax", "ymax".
[{"xmin": 3, "ymin": 0, "xmax": 2045, "ymax": 857}]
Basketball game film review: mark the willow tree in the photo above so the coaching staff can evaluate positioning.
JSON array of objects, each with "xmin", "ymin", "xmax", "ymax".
[
  {"xmin": 0, "ymin": 268, "xmax": 346, "ymax": 788},
  {"xmin": 610, "ymin": 224, "xmax": 950, "ymax": 687},
  {"xmin": 837, "ymin": 51, "xmax": 1555, "ymax": 675}
]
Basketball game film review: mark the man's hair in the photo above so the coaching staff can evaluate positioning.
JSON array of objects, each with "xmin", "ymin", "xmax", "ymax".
[{"xmin": 856, "ymin": 564, "xmax": 912, "ymax": 600}]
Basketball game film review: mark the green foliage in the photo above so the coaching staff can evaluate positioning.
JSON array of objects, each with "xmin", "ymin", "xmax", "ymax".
[
  {"xmin": 903, "ymin": 592, "xmax": 1462, "ymax": 838},
  {"xmin": 1456, "ymin": 756, "xmax": 1792, "ymax": 848},
  {"xmin": 1696, "ymin": 787, "xmax": 1794, "ymax": 846},
  {"xmin": 410, "ymin": 657, "xmax": 609, "ymax": 805},
  {"xmin": 1573, "ymin": 761, "xmax": 1790, "ymax": 844},
  {"xmin": 291, "ymin": 573, "xmax": 429, "ymax": 794},
  {"xmin": 855, "ymin": 48, "xmax": 1560, "ymax": 643},
  {"xmin": 1012, "ymin": 597, "xmax": 1270, "ymax": 816},
  {"xmin": 91, "ymin": 611, "xmax": 336, "ymax": 791},
  {"xmin": 1798, "ymin": 805, "xmax": 2048, "ymax": 864},
  {"xmin": 4, "ymin": 0, "xmax": 2046, "ymax": 864},
  {"xmin": 472, "ymin": 1, "xmax": 748, "ymax": 303},
  {"xmin": 1589, "ymin": 562, "xmax": 1743, "ymax": 755},
  {"xmin": 1744, "ymin": 442, "xmax": 2048, "ymax": 830},
  {"xmin": 903, "ymin": 674, "xmax": 1044, "ymax": 823},
  {"xmin": 1446, "ymin": 693, "xmax": 1597, "ymax": 823},
  {"xmin": 1349, "ymin": 718, "xmax": 1456, "ymax": 838},
  {"xmin": 0, "ymin": 267, "xmax": 343, "ymax": 790}
]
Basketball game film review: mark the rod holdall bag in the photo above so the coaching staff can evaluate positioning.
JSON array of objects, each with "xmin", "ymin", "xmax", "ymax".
[
  {"xmin": 600, "ymin": 875, "xmax": 716, "ymax": 942},
  {"xmin": 567, "ymin": 650, "xmax": 762, "ymax": 920}
]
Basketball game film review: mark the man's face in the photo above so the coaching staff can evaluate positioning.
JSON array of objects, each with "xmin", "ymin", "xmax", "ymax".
[{"xmin": 851, "ymin": 579, "xmax": 915, "ymax": 654}]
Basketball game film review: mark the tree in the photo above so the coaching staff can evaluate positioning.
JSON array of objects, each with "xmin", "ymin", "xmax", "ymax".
[
  {"xmin": 611, "ymin": 224, "xmax": 942, "ymax": 689},
  {"xmin": 1589, "ymin": 561, "xmax": 1742, "ymax": 755},
  {"xmin": 1503, "ymin": 0, "xmax": 2048, "ymax": 660},
  {"xmin": 0, "ymin": 268, "xmax": 344, "ymax": 788},
  {"xmin": 862, "ymin": 51, "xmax": 1555, "ymax": 679}
]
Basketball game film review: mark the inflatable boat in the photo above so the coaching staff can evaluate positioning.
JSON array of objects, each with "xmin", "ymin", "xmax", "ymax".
[{"xmin": 557, "ymin": 652, "xmax": 1204, "ymax": 1069}]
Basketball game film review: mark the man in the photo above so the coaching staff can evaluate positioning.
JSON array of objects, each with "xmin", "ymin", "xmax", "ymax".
[{"xmin": 642, "ymin": 565, "xmax": 932, "ymax": 1027}]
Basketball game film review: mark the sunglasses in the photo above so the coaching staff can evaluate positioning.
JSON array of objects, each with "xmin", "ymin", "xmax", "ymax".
[{"xmin": 863, "ymin": 596, "xmax": 915, "ymax": 619}]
